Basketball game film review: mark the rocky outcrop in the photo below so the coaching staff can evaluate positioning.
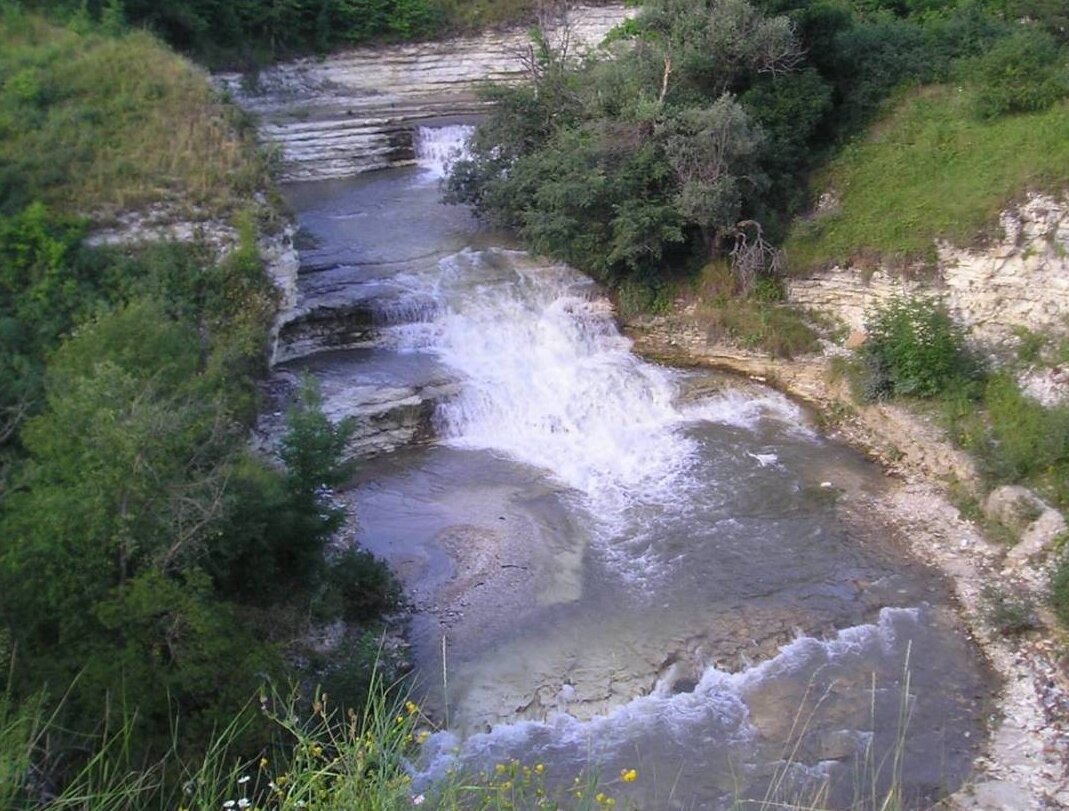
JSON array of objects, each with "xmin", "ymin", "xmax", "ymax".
[
  {"xmin": 983, "ymin": 485, "xmax": 1068, "ymax": 566},
  {"xmin": 789, "ymin": 194, "xmax": 1069, "ymax": 351},
  {"xmin": 257, "ymin": 368, "xmax": 460, "ymax": 460},
  {"xmin": 217, "ymin": 4, "xmax": 632, "ymax": 181},
  {"xmin": 274, "ymin": 300, "xmax": 378, "ymax": 364}
]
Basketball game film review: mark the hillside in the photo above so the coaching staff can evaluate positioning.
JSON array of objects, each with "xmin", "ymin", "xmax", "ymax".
[
  {"xmin": 0, "ymin": 11, "xmax": 268, "ymax": 221},
  {"xmin": 786, "ymin": 87, "xmax": 1069, "ymax": 271}
]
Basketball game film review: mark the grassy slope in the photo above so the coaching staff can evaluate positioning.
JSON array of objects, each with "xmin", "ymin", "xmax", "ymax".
[
  {"xmin": 0, "ymin": 11, "xmax": 267, "ymax": 223},
  {"xmin": 786, "ymin": 86, "xmax": 1069, "ymax": 272}
]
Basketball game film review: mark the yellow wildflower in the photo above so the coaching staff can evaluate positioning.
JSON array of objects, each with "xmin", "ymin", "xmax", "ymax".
[
  {"xmin": 534, "ymin": 763, "xmax": 544, "ymax": 774},
  {"xmin": 620, "ymin": 768, "xmax": 637, "ymax": 783}
]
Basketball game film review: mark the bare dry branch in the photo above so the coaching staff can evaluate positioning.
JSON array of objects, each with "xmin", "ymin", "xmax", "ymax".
[{"xmin": 729, "ymin": 219, "xmax": 784, "ymax": 294}]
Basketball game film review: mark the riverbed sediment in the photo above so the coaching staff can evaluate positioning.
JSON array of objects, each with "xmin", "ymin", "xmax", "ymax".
[{"xmin": 623, "ymin": 307, "xmax": 1069, "ymax": 810}]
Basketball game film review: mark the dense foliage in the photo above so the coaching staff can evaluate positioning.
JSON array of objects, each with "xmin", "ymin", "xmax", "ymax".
[
  {"xmin": 853, "ymin": 295, "xmax": 1069, "ymax": 634},
  {"xmin": 17, "ymin": 0, "xmax": 589, "ymax": 64},
  {"xmin": 446, "ymin": 0, "xmax": 1069, "ymax": 294},
  {"xmin": 0, "ymin": 10, "xmax": 402, "ymax": 795},
  {"xmin": 856, "ymin": 296, "xmax": 979, "ymax": 400},
  {"xmin": 19, "ymin": 0, "xmax": 442, "ymax": 62}
]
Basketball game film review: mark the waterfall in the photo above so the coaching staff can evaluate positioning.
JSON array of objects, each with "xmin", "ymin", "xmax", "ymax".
[
  {"xmin": 414, "ymin": 124, "xmax": 474, "ymax": 179},
  {"xmin": 391, "ymin": 249, "xmax": 801, "ymax": 528}
]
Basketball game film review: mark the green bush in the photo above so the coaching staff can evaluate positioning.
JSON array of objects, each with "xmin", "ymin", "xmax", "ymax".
[
  {"xmin": 858, "ymin": 296, "xmax": 979, "ymax": 401},
  {"xmin": 979, "ymin": 373, "xmax": 1069, "ymax": 484},
  {"xmin": 981, "ymin": 583, "xmax": 1038, "ymax": 635},
  {"xmin": 966, "ymin": 28, "xmax": 1069, "ymax": 118},
  {"xmin": 1052, "ymin": 554, "xmax": 1069, "ymax": 627},
  {"xmin": 319, "ymin": 547, "xmax": 404, "ymax": 624}
]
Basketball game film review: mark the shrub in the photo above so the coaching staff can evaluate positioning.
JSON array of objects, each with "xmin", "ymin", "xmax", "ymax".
[
  {"xmin": 699, "ymin": 298, "xmax": 819, "ymax": 358},
  {"xmin": 981, "ymin": 583, "xmax": 1038, "ymax": 635},
  {"xmin": 1052, "ymin": 554, "xmax": 1069, "ymax": 627},
  {"xmin": 966, "ymin": 28, "xmax": 1069, "ymax": 118},
  {"xmin": 979, "ymin": 373, "xmax": 1069, "ymax": 484},
  {"xmin": 322, "ymin": 547, "xmax": 405, "ymax": 624},
  {"xmin": 858, "ymin": 296, "xmax": 979, "ymax": 401}
]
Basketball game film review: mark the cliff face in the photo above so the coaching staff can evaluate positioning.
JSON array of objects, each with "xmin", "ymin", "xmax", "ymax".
[
  {"xmin": 789, "ymin": 194, "xmax": 1069, "ymax": 350},
  {"xmin": 217, "ymin": 4, "xmax": 632, "ymax": 182}
]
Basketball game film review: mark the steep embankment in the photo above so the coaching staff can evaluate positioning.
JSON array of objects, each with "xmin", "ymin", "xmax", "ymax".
[
  {"xmin": 0, "ymin": 11, "xmax": 340, "ymax": 787},
  {"xmin": 785, "ymin": 87, "xmax": 1069, "ymax": 350}
]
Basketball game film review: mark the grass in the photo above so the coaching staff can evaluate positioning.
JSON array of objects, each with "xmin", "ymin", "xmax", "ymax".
[
  {"xmin": 0, "ymin": 9, "xmax": 271, "ymax": 223},
  {"xmin": 689, "ymin": 261, "xmax": 820, "ymax": 359},
  {"xmin": 786, "ymin": 87, "xmax": 1069, "ymax": 272}
]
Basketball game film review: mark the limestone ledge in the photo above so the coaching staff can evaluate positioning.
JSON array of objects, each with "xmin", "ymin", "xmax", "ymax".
[{"xmin": 789, "ymin": 194, "xmax": 1069, "ymax": 351}]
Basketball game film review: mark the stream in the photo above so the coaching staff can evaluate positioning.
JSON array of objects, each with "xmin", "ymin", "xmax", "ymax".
[{"xmin": 272, "ymin": 126, "xmax": 993, "ymax": 809}]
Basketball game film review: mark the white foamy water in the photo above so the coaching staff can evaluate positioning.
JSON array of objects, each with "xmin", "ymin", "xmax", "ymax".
[
  {"xmin": 682, "ymin": 387, "xmax": 811, "ymax": 437},
  {"xmin": 387, "ymin": 249, "xmax": 800, "ymax": 527},
  {"xmin": 406, "ymin": 128, "xmax": 808, "ymax": 523},
  {"xmin": 413, "ymin": 607, "xmax": 921, "ymax": 796},
  {"xmin": 414, "ymin": 124, "xmax": 474, "ymax": 179}
]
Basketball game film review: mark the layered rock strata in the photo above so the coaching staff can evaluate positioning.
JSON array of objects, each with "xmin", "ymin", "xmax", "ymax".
[
  {"xmin": 217, "ymin": 4, "xmax": 632, "ymax": 181},
  {"xmin": 789, "ymin": 194, "xmax": 1069, "ymax": 351}
]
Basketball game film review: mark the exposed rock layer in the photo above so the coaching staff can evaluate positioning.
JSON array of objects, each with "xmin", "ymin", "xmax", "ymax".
[
  {"xmin": 790, "ymin": 194, "xmax": 1069, "ymax": 351},
  {"xmin": 217, "ymin": 4, "xmax": 632, "ymax": 181}
]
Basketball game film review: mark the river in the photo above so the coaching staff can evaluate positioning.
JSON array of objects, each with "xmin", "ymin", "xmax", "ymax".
[{"xmin": 271, "ymin": 126, "xmax": 992, "ymax": 809}]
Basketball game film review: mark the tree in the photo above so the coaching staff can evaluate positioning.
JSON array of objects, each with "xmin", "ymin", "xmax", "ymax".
[
  {"xmin": 0, "ymin": 204, "xmax": 87, "ymax": 452},
  {"xmin": 279, "ymin": 375, "xmax": 355, "ymax": 502},
  {"xmin": 967, "ymin": 27, "xmax": 1069, "ymax": 117},
  {"xmin": 637, "ymin": 0, "xmax": 802, "ymax": 104},
  {"xmin": 660, "ymin": 96, "xmax": 765, "ymax": 259},
  {"xmin": 0, "ymin": 300, "xmax": 279, "ymax": 741}
]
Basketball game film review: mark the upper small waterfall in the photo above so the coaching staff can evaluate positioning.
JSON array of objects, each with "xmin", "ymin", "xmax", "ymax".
[{"xmin": 414, "ymin": 125, "xmax": 474, "ymax": 179}]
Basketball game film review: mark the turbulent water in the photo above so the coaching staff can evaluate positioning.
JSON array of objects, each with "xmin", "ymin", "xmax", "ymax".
[{"xmin": 274, "ymin": 126, "xmax": 992, "ymax": 809}]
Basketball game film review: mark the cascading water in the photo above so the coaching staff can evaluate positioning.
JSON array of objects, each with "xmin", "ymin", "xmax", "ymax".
[
  {"xmin": 276, "ymin": 124, "xmax": 993, "ymax": 810},
  {"xmin": 395, "ymin": 248, "xmax": 803, "ymax": 534},
  {"xmin": 414, "ymin": 606, "xmax": 931, "ymax": 804},
  {"xmin": 414, "ymin": 124, "xmax": 474, "ymax": 179}
]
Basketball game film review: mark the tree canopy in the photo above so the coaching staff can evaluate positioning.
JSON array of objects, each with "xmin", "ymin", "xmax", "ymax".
[{"xmin": 446, "ymin": 0, "xmax": 1069, "ymax": 292}]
